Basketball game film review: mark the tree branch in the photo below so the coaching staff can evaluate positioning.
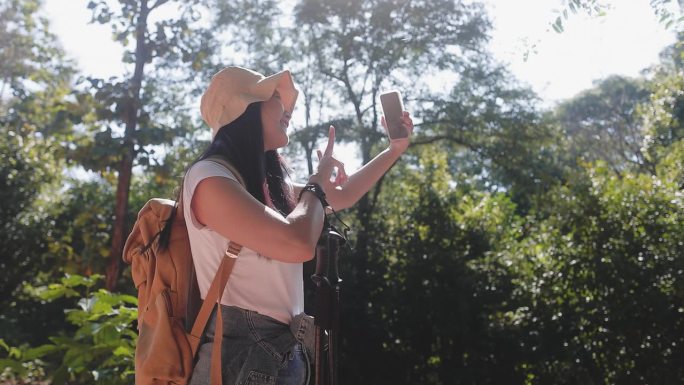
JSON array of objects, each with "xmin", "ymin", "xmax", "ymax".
[
  {"xmin": 149, "ymin": 0, "xmax": 169, "ymax": 11},
  {"xmin": 410, "ymin": 134, "xmax": 465, "ymax": 147}
]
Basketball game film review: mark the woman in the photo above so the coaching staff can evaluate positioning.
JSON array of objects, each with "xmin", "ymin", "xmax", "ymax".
[{"xmin": 177, "ymin": 66, "xmax": 413, "ymax": 385}]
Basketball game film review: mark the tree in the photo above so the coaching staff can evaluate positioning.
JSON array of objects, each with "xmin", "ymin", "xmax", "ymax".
[
  {"xmin": 416, "ymin": 61, "xmax": 567, "ymax": 213},
  {"xmin": 640, "ymin": 70, "xmax": 684, "ymax": 170},
  {"xmin": 0, "ymin": 0, "xmax": 70, "ymax": 111},
  {"xmin": 211, "ymin": 1, "xmax": 359, "ymax": 177},
  {"xmin": 288, "ymin": 2, "xmax": 494, "ymax": 381},
  {"xmin": 511, "ymin": 162, "xmax": 684, "ymax": 383},
  {"xmin": 84, "ymin": 0, "xmax": 217, "ymax": 290},
  {"xmin": 556, "ymin": 75, "xmax": 653, "ymax": 175},
  {"xmin": 367, "ymin": 148, "xmax": 527, "ymax": 384},
  {"xmin": 550, "ymin": 0, "xmax": 684, "ymax": 32},
  {"xmin": 0, "ymin": 0, "xmax": 86, "ymax": 344},
  {"xmin": 210, "ymin": 2, "xmax": 569, "ymax": 381}
]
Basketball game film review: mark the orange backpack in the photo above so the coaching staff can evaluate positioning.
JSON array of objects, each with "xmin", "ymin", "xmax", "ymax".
[{"xmin": 123, "ymin": 156, "xmax": 245, "ymax": 385}]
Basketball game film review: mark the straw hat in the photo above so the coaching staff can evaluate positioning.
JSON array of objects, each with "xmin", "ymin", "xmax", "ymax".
[{"xmin": 200, "ymin": 66, "xmax": 299, "ymax": 138}]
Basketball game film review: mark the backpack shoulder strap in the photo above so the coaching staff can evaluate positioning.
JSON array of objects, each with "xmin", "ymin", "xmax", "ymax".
[{"xmin": 186, "ymin": 155, "xmax": 247, "ymax": 384}]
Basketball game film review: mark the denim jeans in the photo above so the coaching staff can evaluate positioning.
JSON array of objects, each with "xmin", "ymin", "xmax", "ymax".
[
  {"xmin": 275, "ymin": 342, "xmax": 308, "ymax": 385},
  {"xmin": 189, "ymin": 305, "xmax": 310, "ymax": 385}
]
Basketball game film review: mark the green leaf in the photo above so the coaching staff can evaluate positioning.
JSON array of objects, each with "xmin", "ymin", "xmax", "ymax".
[
  {"xmin": 62, "ymin": 344, "xmax": 90, "ymax": 370},
  {"xmin": 0, "ymin": 359, "xmax": 26, "ymax": 375},
  {"xmin": 112, "ymin": 345, "xmax": 134, "ymax": 357},
  {"xmin": 8, "ymin": 346, "xmax": 22, "ymax": 359},
  {"xmin": 93, "ymin": 324, "xmax": 119, "ymax": 345},
  {"xmin": 77, "ymin": 296, "xmax": 95, "ymax": 312},
  {"xmin": 92, "ymin": 297, "xmax": 115, "ymax": 316},
  {"xmin": 34, "ymin": 285, "xmax": 80, "ymax": 301},
  {"xmin": 65, "ymin": 308, "xmax": 89, "ymax": 326},
  {"xmin": 23, "ymin": 344, "xmax": 60, "ymax": 360},
  {"xmin": 62, "ymin": 273, "xmax": 98, "ymax": 288},
  {"xmin": 48, "ymin": 335, "xmax": 80, "ymax": 348},
  {"xmin": 52, "ymin": 365, "xmax": 69, "ymax": 385},
  {"xmin": 552, "ymin": 19, "xmax": 564, "ymax": 33},
  {"xmin": 117, "ymin": 294, "xmax": 139, "ymax": 306}
]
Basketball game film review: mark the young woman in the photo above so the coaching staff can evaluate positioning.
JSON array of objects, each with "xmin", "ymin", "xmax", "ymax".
[{"xmin": 178, "ymin": 66, "xmax": 413, "ymax": 385}]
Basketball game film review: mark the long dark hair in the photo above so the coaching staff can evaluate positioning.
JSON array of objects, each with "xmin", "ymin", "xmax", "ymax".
[{"xmin": 158, "ymin": 101, "xmax": 295, "ymax": 251}]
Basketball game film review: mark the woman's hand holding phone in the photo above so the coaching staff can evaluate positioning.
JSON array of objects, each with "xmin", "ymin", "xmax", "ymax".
[
  {"xmin": 381, "ymin": 111, "xmax": 414, "ymax": 155},
  {"xmin": 379, "ymin": 90, "xmax": 414, "ymax": 155}
]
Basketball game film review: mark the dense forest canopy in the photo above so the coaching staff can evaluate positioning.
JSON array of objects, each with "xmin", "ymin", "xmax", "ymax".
[{"xmin": 1, "ymin": 1, "xmax": 683, "ymax": 384}]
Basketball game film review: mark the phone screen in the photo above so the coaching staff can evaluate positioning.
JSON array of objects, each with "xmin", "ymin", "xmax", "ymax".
[{"xmin": 380, "ymin": 91, "xmax": 407, "ymax": 139}]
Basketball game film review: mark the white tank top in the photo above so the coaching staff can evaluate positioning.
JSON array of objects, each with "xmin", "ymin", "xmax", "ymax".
[{"xmin": 182, "ymin": 160, "xmax": 303, "ymax": 324}]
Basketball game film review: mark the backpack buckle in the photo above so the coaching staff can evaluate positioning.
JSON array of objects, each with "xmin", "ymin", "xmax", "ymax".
[{"xmin": 225, "ymin": 241, "xmax": 242, "ymax": 259}]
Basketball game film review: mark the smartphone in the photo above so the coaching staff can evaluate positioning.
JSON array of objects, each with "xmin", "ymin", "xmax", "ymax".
[{"xmin": 380, "ymin": 90, "xmax": 407, "ymax": 139}]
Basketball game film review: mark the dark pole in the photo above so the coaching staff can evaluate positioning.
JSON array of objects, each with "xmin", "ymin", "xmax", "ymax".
[{"xmin": 312, "ymin": 222, "xmax": 345, "ymax": 385}]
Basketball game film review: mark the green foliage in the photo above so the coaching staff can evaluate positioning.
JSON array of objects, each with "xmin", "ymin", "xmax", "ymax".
[
  {"xmin": 76, "ymin": 0, "xmax": 225, "ymax": 291},
  {"xmin": 0, "ymin": 0, "xmax": 75, "ymax": 106},
  {"xmin": 2, "ymin": 0, "xmax": 684, "ymax": 384},
  {"xmin": 0, "ymin": 338, "xmax": 51, "ymax": 384},
  {"xmin": 556, "ymin": 75, "xmax": 652, "ymax": 175},
  {"xmin": 551, "ymin": 0, "xmax": 609, "ymax": 33},
  {"xmin": 81, "ymin": 0, "xmax": 218, "ymax": 173},
  {"xmin": 512, "ymin": 163, "xmax": 684, "ymax": 383},
  {"xmin": 655, "ymin": 139, "xmax": 684, "ymax": 185},
  {"xmin": 551, "ymin": 0, "xmax": 682, "ymax": 32},
  {"xmin": 2, "ymin": 274, "xmax": 138, "ymax": 385},
  {"xmin": 51, "ymin": 179, "xmax": 115, "ymax": 275},
  {"xmin": 640, "ymin": 69, "xmax": 684, "ymax": 167},
  {"xmin": 648, "ymin": 0, "xmax": 684, "ymax": 29},
  {"xmin": 293, "ymin": 0, "xmax": 492, "ymax": 159},
  {"xmin": 0, "ymin": 123, "xmax": 60, "ymax": 299},
  {"xmin": 338, "ymin": 138, "xmax": 684, "ymax": 384},
  {"xmin": 0, "ymin": 0, "xmax": 89, "ymax": 348},
  {"xmin": 419, "ymin": 62, "xmax": 566, "ymax": 213},
  {"xmin": 365, "ymin": 149, "xmax": 526, "ymax": 384},
  {"xmin": 551, "ymin": 0, "xmax": 684, "ymax": 33}
]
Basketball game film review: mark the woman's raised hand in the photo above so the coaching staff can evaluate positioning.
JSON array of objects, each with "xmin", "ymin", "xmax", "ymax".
[
  {"xmin": 309, "ymin": 125, "xmax": 348, "ymax": 193},
  {"xmin": 381, "ymin": 111, "xmax": 414, "ymax": 154}
]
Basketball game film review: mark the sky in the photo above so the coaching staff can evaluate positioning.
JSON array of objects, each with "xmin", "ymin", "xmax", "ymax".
[
  {"xmin": 43, "ymin": 0, "xmax": 677, "ymax": 103},
  {"xmin": 41, "ymin": 0, "xmax": 678, "ymax": 173},
  {"xmin": 484, "ymin": 0, "xmax": 676, "ymax": 104}
]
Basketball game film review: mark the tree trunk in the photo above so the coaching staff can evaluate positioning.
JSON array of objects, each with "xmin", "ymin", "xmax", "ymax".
[
  {"xmin": 106, "ymin": 147, "xmax": 135, "ymax": 290},
  {"xmin": 105, "ymin": 0, "xmax": 149, "ymax": 291}
]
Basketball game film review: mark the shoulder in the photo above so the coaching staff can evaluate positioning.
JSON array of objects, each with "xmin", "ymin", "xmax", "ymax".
[
  {"xmin": 187, "ymin": 159, "xmax": 239, "ymax": 182},
  {"xmin": 184, "ymin": 159, "xmax": 241, "ymax": 196}
]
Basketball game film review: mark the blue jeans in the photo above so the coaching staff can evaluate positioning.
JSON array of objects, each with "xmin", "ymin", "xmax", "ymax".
[
  {"xmin": 189, "ymin": 305, "xmax": 310, "ymax": 385},
  {"xmin": 275, "ymin": 342, "xmax": 308, "ymax": 385}
]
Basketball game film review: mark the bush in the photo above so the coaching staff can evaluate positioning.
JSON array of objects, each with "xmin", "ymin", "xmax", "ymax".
[{"xmin": 1, "ymin": 274, "xmax": 137, "ymax": 385}]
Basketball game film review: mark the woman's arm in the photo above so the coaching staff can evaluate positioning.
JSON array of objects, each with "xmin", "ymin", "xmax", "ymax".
[
  {"xmin": 192, "ymin": 127, "xmax": 340, "ymax": 264},
  {"xmin": 293, "ymin": 111, "xmax": 414, "ymax": 211},
  {"xmin": 293, "ymin": 146, "xmax": 403, "ymax": 211},
  {"xmin": 193, "ymin": 177, "xmax": 325, "ymax": 263}
]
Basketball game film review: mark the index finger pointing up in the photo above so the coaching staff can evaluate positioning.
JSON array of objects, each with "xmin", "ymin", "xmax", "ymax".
[{"xmin": 324, "ymin": 125, "xmax": 335, "ymax": 157}]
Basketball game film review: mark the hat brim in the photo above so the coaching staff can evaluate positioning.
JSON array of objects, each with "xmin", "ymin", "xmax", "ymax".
[
  {"xmin": 251, "ymin": 70, "xmax": 299, "ymax": 114},
  {"xmin": 202, "ymin": 66, "xmax": 301, "ymax": 139}
]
